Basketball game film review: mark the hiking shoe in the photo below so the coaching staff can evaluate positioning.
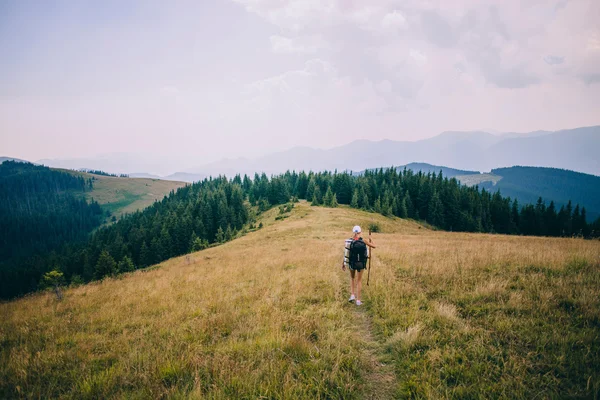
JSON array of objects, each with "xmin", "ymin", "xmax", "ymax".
[
  {"xmin": 348, "ymin": 294, "xmax": 355, "ymax": 303},
  {"xmin": 356, "ymin": 300, "xmax": 363, "ymax": 306}
]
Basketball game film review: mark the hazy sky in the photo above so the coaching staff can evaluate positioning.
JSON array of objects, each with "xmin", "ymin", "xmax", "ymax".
[{"xmin": 1, "ymin": 0, "xmax": 599, "ymax": 173}]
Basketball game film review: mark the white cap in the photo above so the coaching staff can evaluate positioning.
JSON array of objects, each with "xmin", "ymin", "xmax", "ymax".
[{"xmin": 353, "ymin": 225, "xmax": 362, "ymax": 233}]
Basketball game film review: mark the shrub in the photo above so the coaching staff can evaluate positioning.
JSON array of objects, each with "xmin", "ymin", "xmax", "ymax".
[{"xmin": 368, "ymin": 223, "xmax": 381, "ymax": 233}]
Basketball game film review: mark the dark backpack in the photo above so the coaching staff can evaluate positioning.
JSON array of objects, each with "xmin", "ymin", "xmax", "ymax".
[{"xmin": 349, "ymin": 238, "xmax": 368, "ymax": 269}]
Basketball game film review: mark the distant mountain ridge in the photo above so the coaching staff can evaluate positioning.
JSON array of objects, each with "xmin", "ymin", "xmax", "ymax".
[
  {"xmin": 30, "ymin": 125, "xmax": 600, "ymax": 179},
  {"xmin": 184, "ymin": 126, "xmax": 599, "ymax": 178},
  {"xmin": 0, "ymin": 157, "xmax": 31, "ymax": 164}
]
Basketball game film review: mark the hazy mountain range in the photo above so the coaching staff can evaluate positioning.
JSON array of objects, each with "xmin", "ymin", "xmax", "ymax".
[
  {"xmin": 185, "ymin": 126, "xmax": 598, "ymax": 180},
  {"xmin": 16, "ymin": 125, "xmax": 600, "ymax": 181},
  {"xmin": 0, "ymin": 157, "xmax": 31, "ymax": 165}
]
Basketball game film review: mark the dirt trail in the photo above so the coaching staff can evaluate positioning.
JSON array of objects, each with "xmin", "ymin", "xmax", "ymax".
[{"xmin": 353, "ymin": 303, "xmax": 398, "ymax": 399}]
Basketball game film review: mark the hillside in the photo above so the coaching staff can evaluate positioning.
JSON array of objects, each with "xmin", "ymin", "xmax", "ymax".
[
  {"xmin": 457, "ymin": 166, "xmax": 600, "ymax": 220},
  {"xmin": 0, "ymin": 162, "xmax": 104, "ymax": 298},
  {"xmin": 455, "ymin": 172, "xmax": 502, "ymax": 187},
  {"xmin": 71, "ymin": 171, "xmax": 187, "ymax": 221},
  {"xmin": 2, "ymin": 202, "xmax": 599, "ymax": 398},
  {"xmin": 362, "ymin": 163, "xmax": 480, "ymax": 178},
  {"xmin": 0, "ymin": 156, "xmax": 32, "ymax": 164}
]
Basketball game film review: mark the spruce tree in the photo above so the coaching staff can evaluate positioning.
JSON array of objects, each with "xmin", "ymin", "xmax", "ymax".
[
  {"xmin": 399, "ymin": 196, "xmax": 408, "ymax": 219},
  {"xmin": 311, "ymin": 186, "xmax": 322, "ymax": 206},
  {"xmin": 95, "ymin": 250, "xmax": 117, "ymax": 278},
  {"xmin": 511, "ymin": 199, "xmax": 520, "ymax": 233},
  {"xmin": 350, "ymin": 189, "xmax": 359, "ymax": 208},
  {"xmin": 323, "ymin": 186, "xmax": 338, "ymax": 207},
  {"xmin": 191, "ymin": 236, "xmax": 208, "ymax": 251},
  {"xmin": 306, "ymin": 179, "xmax": 316, "ymax": 201},
  {"xmin": 140, "ymin": 241, "xmax": 151, "ymax": 267},
  {"xmin": 374, "ymin": 197, "xmax": 382, "ymax": 213},
  {"xmin": 428, "ymin": 191, "xmax": 445, "ymax": 228},
  {"xmin": 405, "ymin": 193, "xmax": 414, "ymax": 218},
  {"xmin": 359, "ymin": 188, "xmax": 369, "ymax": 210},
  {"xmin": 216, "ymin": 226, "xmax": 225, "ymax": 243},
  {"xmin": 118, "ymin": 256, "xmax": 135, "ymax": 273}
]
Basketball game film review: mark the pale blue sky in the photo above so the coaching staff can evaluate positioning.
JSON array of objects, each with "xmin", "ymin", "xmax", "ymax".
[{"xmin": 1, "ymin": 0, "xmax": 599, "ymax": 174}]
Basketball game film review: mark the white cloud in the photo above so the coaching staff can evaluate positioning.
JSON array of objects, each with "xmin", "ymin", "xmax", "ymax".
[
  {"xmin": 229, "ymin": 0, "xmax": 599, "ymax": 140},
  {"xmin": 269, "ymin": 34, "xmax": 327, "ymax": 54},
  {"xmin": 376, "ymin": 80, "xmax": 392, "ymax": 93},
  {"xmin": 381, "ymin": 10, "xmax": 408, "ymax": 31}
]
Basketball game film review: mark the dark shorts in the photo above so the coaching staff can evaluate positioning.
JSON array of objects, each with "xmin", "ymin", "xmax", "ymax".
[{"xmin": 350, "ymin": 262, "xmax": 366, "ymax": 271}]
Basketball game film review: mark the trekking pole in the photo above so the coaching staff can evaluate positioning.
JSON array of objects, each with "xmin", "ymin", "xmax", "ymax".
[{"xmin": 367, "ymin": 228, "xmax": 372, "ymax": 286}]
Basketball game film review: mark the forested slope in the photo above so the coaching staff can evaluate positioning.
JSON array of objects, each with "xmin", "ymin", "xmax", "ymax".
[
  {"xmin": 480, "ymin": 166, "xmax": 600, "ymax": 220},
  {"xmin": 0, "ymin": 162, "xmax": 103, "ymax": 298}
]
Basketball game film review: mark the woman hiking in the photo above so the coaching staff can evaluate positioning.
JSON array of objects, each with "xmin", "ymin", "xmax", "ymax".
[{"xmin": 342, "ymin": 225, "xmax": 376, "ymax": 306}]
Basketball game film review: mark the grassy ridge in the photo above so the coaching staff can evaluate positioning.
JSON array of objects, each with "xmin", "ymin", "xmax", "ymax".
[
  {"xmin": 71, "ymin": 171, "xmax": 187, "ymax": 221},
  {"xmin": 1, "ymin": 202, "xmax": 599, "ymax": 398}
]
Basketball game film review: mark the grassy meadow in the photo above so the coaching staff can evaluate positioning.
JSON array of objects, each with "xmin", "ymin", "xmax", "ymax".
[
  {"xmin": 70, "ymin": 170, "xmax": 187, "ymax": 220},
  {"xmin": 1, "ymin": 202, "xmax": 599, "ymax": 399}
]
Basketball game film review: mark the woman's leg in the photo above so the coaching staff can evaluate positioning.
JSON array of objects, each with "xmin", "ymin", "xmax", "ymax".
[
  {"xmin": 356, "ymin": 270, "xmax": 363, "ymax": 301},
  {"xmin": 350, "ymin": 269, "xmax": 356, "ymax": 297}
]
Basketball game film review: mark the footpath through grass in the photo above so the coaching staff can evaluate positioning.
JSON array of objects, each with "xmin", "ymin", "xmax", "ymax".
[{"xmin": 1, "ymin": 202, "xmax": 599, "ymax": 398}]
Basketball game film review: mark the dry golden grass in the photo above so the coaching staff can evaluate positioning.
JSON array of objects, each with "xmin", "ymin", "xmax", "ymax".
[{"xmin": 1, "ymin": 201, "xmax": 599, "ymax": 398}]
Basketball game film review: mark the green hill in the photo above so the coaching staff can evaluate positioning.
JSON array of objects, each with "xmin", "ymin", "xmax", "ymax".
[
  {"xmin": 458, "ymin": 166, "xmax": 600, "ymax": 220},
  {"xmin": 67, "ymin": 170, "xmax": 187, "ymax": 223},
  {"xmin": 400, "ymin": 162, "xmax": 480, "ymax": 178}
]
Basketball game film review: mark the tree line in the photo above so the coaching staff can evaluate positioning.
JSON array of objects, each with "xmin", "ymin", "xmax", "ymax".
[
  {"xmin": 295, "ymin": 168, "xmax": 599, "ymax": 237},
  {"xmin": 79, "ymin": 169, "xmax": 128, "ymax": 177},
  {"xmin": 2, "ymin": 165, "xmax": 599, "ymax": 299}
]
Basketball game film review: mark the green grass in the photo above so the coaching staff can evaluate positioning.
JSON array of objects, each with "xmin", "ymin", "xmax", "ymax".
[{"xmin": 100, "ymin": 191, "xmax": 144, "ymax": 215}]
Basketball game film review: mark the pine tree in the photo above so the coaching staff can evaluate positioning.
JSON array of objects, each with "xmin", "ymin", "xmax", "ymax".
[
  {"xmin": 572, "ymin": 205, "xmax": 582, "ymax": 236},
  {"xmin": 118, "ymin": 256, "xmax": 135, "ymax": 273},
  {"xmin": 581, "ymin": 207, "xmax": 589, "ymax": 237},
  {"xmin": 374, "ymin": 197, "xmax": 382, "ymax": 213},
  {"xmin": 399, "ymin": 196, "xmax": 408, "ymax": 218},
  {"xmin": 191, "ymin": 236, "xmax": 208, "ymax": 251},
  {"xmin": 140, "ymin": 241, "xmax": 151, "ymax": 267},
  {"xmin": 311, "ymin": 186, "xmax": 322, "ymax": 206},
  {"xmin": 350, "ymin": 189, "xmax": 359, "ymax": 208},
  {"xmin": 428, "ymin": 190, "xmax": 445, "ymax": 228},
  {"xmin": 327, "ymin": 187, "xmax": 335, "ymax": 207},
  {"xmin": 225, "ymin": 224, "xmax": 234, "ymax": 241},
  {"xmin": 323, "ymin": 186, "xmax": 338, "ymax": 207},
  {"xmin": 306, "ymin": 179, "xmax": 316, "ymax": 201},
  {"xmin": 216, "ymin": 226, "xmax": 225, "ymax": 243},
  {"xmin": 359, "ymin": 187, "xmax": 369, "ymax": 210},
  {"xmin": 405, "ymin": 193, "xmax": 414, "ymax": 218},
  {"xmin": 95, "ymin": 250, "xmax": 117, "ymax": 278},
  {"xmin": 511, "ymin": 199, "xmax": 520, "ymax": 233}
]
